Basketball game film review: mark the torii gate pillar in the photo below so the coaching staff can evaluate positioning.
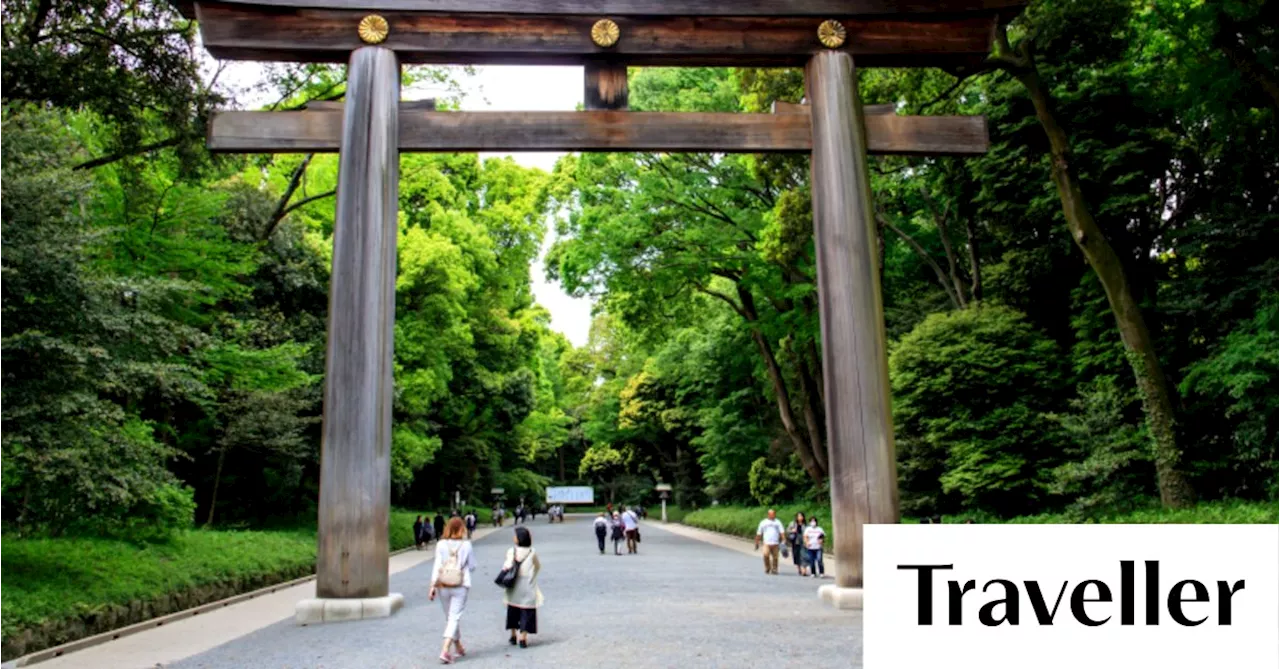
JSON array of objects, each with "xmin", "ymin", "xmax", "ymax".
[
  {"xmin": 808, "ymin": 51, "xmax": 899, "ymax": 610},
  {"xmin": 296, "ymin": 45, "xmax": 404, "ymax": 624}
]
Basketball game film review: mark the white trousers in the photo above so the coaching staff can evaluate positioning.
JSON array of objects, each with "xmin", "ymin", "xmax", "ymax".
[{"xmin": 437, "ymin": 586, "xmax": 468, "ymax": 640}]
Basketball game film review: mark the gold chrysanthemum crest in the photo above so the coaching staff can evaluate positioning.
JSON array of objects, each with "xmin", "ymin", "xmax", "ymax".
[
  {"xmin": 817, "ymin": 19, "xmax": 846, "ymax": 49},
  {"xmin": 591, "ymin": 19, "xmax": 620, "ymax": 48},
  {"xmin": 358, "ymin": 14, "xmax": 389, "ymax": 44}
]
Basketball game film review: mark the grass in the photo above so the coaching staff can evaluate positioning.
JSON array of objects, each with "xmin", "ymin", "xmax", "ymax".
[
  {"xmin": 681, "ymin": 499, "xmax": 1279, "ymax": 540},
  {"xmin": 683, "ymin": 504, "xmax": 831, "ymax": 539},
  {"xmin": 0, "ymin": 508, "xmax": 452, "ymax": 660},
  {"xmin": 951, "ymin": 499, "xmax": 1279, "ymax": 525}
]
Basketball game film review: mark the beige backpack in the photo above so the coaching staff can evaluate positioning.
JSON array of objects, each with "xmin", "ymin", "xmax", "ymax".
[{"xmin": 436, "ymin": 543, "xmax": 464, "ymax": 587}]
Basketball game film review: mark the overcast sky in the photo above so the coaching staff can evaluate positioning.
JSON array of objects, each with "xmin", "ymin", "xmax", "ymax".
[{"xmin": 216, "ymin": 61, "xmax": 594, "ymax": 346}]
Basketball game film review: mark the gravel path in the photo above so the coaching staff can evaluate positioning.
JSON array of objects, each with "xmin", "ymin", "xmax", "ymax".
[{"xmin": 170, "ymin": 516, "xmax": 862, "ymax": 669}]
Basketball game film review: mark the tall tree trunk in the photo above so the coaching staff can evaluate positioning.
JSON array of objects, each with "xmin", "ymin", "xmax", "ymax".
[
  {"xmin": 992, "ymin": 32, "xmax": 1195, "ymax": 508},
  {"xmin": 792, "ymin": 345, "xmax": 829, "ymax": 473},
  {"xmin": 737, "ymin": 286, "xmax": 826, "ymax": 485},
  {"xmin": 963, "ymin": 216, "xmax": 983, "ymax": 303},
  {"xmin": 879, "ymin": 210, "xmax": 964, "ymax": 309},
  {"xmin": 749, "ymin": 329, "xmax": 825, "ymax": 485},
  {"xmin": 921, "ymin": 189, "xmax": 971, "ymax": 308},
  {"xmin": 698, "ymin": 282, "xmax": 828, "ymax": 484},
  {"xmin": 206, "ymin": 446, "xmax": 227, "ymax": 526},
  {"xmin": 17, "ymin": 484, "xmax": 33, "ymax": 530},
  {"xmin": 804, "ymin": 336, "xmax": 825, "ymax": 408}
]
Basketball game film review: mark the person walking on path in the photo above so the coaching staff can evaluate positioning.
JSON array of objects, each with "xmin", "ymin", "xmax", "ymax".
[
  {"xmin": 503, "ymin": 527, "xmax": 543, "ymax": 649},
  {"xmin": 786, "ymin": 512, "xmax": 809, "ymax": 577},
  {"xmin": 592, "ymin": 512, "xmax": 609, "ymax": 554},
  {"xmin": 803, "ymin": 516, "xmax": 826, "ymax": 579},
  {"xmin": 433, "ymin": 512, "xmax": 446, "ymax": 543},
  {"xmin": 609, "ymin": 511, "xmax": 625, "ymax": 555},
  {"xmin": 429, "ymin": 517, "xmax": 476, "ymax": 664},
  {"xmin": 755, "ymin": 509, "xmax": 785, "ymax": 575},
  {"xmin": 414, "ymin": 515, "xmax": 426, "ymax": 550},
  {"xmin": 621, "ymin": 506, "xmax": 640, "ymax": 554},
  {"xmin": 464, "ymin": 510, "xmax": 477, "ymax": 539}
]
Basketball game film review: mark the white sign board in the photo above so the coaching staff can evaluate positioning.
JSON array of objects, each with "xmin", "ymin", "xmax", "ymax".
[{"xmin": 545, "ymin": 486, "xmax": 594, "ymax": 504}]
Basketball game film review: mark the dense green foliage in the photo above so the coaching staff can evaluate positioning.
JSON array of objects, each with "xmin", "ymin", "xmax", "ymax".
[
  {"xmin": 545, "ymin": 0, "xmax": 1277, "ymax": 517},
  {"xmin": 891, "ymin": 306, "xmax": 1067, "ymax": 516},
  {"xmin": 683, "ymin": 500, "xmax": 1280, "ymax": 541}
]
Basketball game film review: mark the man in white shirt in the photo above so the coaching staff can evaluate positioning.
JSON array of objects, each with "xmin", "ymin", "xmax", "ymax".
[
  {"xmin": 621, "ymin": 507, "xmax": 640, "ymax": 554},
  {"xmin": 755, "ymin": 509, "xmax": 786, "ymax": 575}
]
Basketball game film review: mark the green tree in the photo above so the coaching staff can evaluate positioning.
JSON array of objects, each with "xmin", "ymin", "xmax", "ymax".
[
  {"xmin": 890, "ymin": 305, "xmax": 1067, "ymax": 515},
  {"xmin": 1, "ymin": 108, "xmax": 198, "ymax": 535}
]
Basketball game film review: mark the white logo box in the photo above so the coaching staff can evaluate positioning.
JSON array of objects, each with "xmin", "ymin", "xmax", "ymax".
[{"xmin": 864, "ymin": 524, "xmax": 1279, "ymax": 669}]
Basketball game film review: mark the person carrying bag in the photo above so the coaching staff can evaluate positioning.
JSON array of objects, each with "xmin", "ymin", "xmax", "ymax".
[
  {"xmin": 501, "ymin": 527, "xmax": 543, "ymax": 649},
  {"xmin": 429, "ymin": 518, "xmax": 475, "ymax": 664}
]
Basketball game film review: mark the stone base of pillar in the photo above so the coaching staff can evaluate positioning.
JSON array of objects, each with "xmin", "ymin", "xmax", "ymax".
[
  {"xmin": 295, "ymin": 593, "xmax": 404, "ymax": 625},
  {"xmin": 818, "ymin": 584, "xmax": 864, "ymax": 610}
]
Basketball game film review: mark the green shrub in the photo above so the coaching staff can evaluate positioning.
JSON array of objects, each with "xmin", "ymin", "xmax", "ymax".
[
  {"xmin": 1180, "ymin": 297, "xmax": 1279, "ymax": 498},
  {"xmin": 747, "ymin": 456, "xmax": 807, "ymax": 506},
  {"xmin": 684, "ymin": 504, "xmax": 833, "ymax": 539},
  {"xmin": 1047, "ymin": 377, "xmax": 1152, "ymax": 517},
  {"xmin": 890, "ymin": 305, "xmax": 1068, "ymax": 516},
  {"xmin": 116, "ymin": 483, "xmax": 198, "ymax": 541},
  {"xmin": 950, "ymin": 498, "xmax": 1279, "ymax": 525}
]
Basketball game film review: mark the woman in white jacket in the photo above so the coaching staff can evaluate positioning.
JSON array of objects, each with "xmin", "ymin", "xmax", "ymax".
[
  {"xmin": 429, "ymin": 517, "xmax": 476, "ymax": 664},
  {"xmin": 503, "ymin": 526, "xmax": 543, "ymax": 648}
]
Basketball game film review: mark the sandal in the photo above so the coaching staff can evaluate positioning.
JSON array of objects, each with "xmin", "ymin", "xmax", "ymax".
[
  {"xmin": 438, "ymin": 653, "xmax": 453, "ymax": 664},
  {"xmin": 454, "ymin": 643, "xmax": 467, "ymax": 657}
]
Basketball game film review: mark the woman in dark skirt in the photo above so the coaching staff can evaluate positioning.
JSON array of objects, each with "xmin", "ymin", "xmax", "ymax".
[
  {"xmin": 502, "ymin": 526, "xmax": 543, "ymax": 648},
  {"xmin": 787, "ymin": 511, "xmax": 809, "ymax": 576}
]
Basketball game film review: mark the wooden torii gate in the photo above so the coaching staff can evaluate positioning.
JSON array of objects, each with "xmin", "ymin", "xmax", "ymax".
[{"xmin": 177, "ymin": 0, "xmax": 1021, "ymax": 620}]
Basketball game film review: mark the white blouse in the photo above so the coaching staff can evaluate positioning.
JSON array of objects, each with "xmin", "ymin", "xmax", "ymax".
[{"xmin": 431, "ymin": 539, "xmax": 476, "ymax": 588}]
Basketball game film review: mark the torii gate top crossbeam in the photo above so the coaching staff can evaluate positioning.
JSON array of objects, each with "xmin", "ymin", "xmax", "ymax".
[
  {"xmin": 178, "ymin": 0, "xmax": 1021, "ymax": 67},
  {"xmin": 180, "ymin": 0, "xmax": 1022, "ymax": 15}
]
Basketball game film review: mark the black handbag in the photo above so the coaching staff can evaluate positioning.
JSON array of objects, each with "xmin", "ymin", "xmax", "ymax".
[{"xmin": 494, "ymin": 550, "xmax": 523, "ymax": 589}]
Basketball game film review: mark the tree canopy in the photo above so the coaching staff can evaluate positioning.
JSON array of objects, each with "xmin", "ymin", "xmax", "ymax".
[{"xmin": 2, "ymin": 0, "xmax": 1274, "ymax": 538}]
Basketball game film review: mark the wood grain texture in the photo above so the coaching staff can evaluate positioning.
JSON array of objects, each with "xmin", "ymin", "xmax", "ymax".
[
  {"xmin": 302, "ymin": 98, "xmax": 434, "ymax": 110},
  {"xmin": 315, "ymin": 45, "xmax": 399, "ymax": 600},
  {"xmin": 208, "ymin": 109, "xmax": 989, "ymax": 154},
  {"xmin": 806, "ymin": 51, "xmax": 900, "ymax": 590},
  {"xmin": 584, "ymin": 61, "xmax": 628, "ymax": 110},
  {"xmin": 773, "ymin": 100, "xmax": 895, "ymax": 115},
  {"xmin": 192, "ymin": 2, "xmax": 1000, "ymax": 67},
  {"xmin": 180, "ymin": 0, "xmax": 1024, "ymax": 18}
]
